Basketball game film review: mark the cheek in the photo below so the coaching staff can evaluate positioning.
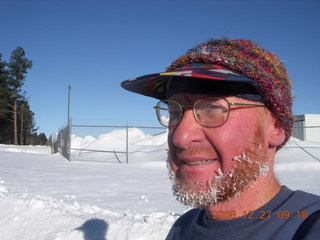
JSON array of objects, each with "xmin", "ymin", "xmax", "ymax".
[
  {"xmin": 224, "ymin": 113, "xmax": 263, "ymax": 142},
  {"xmin": 167, "ymin": 132, "xmax": 180, "ymax": 172},
  {"xmin": 205, "ymin": 116, "xmax": 264, "ymax": 169}
]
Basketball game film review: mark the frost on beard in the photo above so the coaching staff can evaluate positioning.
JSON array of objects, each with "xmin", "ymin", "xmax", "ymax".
[{"xmin": 167, "ymin": 151, "xmax": 270, "ymax": 208}]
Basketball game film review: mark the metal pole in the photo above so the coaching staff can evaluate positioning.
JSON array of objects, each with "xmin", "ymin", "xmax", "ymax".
[
  {"xmin": 68, "ymin": 85, "xmax": 71, "ymax": 126},
  {"xmin": 126, "ymin": 121, "xmax": 129, "ymax": 164},
  {"xmin": 67, "ymin": 85, "xmax": 72, "ymax": 161}
]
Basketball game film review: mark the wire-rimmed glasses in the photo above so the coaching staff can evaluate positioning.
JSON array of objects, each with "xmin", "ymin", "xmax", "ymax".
[{"xmin": 154, "ymin": 97, "xmax": 265, "ymax": 128}]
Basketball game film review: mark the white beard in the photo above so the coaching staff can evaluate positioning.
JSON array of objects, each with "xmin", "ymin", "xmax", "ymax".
[{"xmin": 167, "ymin": 151, "xmax": 269, "ymax": 208}]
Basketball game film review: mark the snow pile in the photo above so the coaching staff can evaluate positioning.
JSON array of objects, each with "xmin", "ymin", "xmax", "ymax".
[
  {"xmin": 0, "ymin": 131, "xmax": 319, "ymax": 240},
  {"xmin": 0, "ymin": 192, "xmax": 176, "ymax": 240},
  {"xmin": 71, "ymin": 128, "xmax": 168, "ymax": 163}
]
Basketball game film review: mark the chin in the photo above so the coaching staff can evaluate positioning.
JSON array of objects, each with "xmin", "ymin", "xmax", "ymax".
[{"xmin": 166, "ymin": 150, "xmax": 269, "ymax": 208}]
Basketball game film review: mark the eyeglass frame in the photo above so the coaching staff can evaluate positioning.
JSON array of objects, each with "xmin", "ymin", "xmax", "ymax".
[{"xmin": 153, "ymin": 96, "xmax": 265, "ymax": 128}]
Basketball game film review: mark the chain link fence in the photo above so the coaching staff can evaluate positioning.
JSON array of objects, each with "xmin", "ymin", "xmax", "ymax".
[
  {"xmin": 53, "ymin": 119, "xmax": 319, "ymax": 162},
  {"xmin": 55, "ymin": 124, "xmax": 71, "ymax": 160},
  {"xmin": 53, "ymin": 120, "xmax": 166, "ymax": 162}
]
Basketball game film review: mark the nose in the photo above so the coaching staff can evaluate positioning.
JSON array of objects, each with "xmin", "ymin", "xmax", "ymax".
[{"xmin": 170, "ymin": 109, "xmax": 204, "ymax": 149}]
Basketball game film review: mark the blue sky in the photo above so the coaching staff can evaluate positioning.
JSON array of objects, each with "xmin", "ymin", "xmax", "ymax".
[{"xmin": 1, "ymin": 0, "xmax": 320, "ymax": 137}]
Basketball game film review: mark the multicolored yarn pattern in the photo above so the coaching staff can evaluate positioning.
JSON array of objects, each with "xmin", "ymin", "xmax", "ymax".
[{"xmin": 166, "ymin": 39, "xmax": 293, "ymax": 147}]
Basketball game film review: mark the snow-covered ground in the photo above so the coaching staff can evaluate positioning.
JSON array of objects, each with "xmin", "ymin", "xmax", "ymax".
[{"xmin": 0, "ymin": 128, "xmax": 319, "ymax": 240}]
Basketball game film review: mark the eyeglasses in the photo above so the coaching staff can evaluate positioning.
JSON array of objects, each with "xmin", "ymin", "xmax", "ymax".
[{"xmin": 154, "ymin": 97, "xmax": 265, "ymax": 128}]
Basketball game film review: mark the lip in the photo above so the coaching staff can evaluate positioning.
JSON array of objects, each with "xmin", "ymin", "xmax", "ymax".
[
  {"xmin": 176, "ymin": 153, "xmax": 218, "ymax": 167},
  {"xmin": 183, "ymin": 159, "xmax": 217, "ymax": 166},
  {"xmin": 173, "ymin": 153, "xmax": 220, "ymax": 180}
]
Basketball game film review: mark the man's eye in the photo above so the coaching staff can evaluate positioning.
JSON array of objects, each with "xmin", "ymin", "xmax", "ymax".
[
  {"xmin": 205, "ymin": 104, "xmax": 221, "ymax": 110},
  {"xmin": 207, "ymin": 104, "xmax": 227, "ymax": 112},
  {"xmin": 168, "ymin": 107, "xmax": 180, "ymax": 115},
  {"xmin": 169, "ymin": 109, "xmax": 180, "ymax": 116},
  {"xmin": 208, "ymin": 104, "xmax": 220, "ymax": 109}
]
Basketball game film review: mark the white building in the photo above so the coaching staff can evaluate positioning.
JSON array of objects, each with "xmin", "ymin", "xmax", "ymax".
[{"xmin": 293, "ymin": 114, "xmax": 320, "ymax": 142}]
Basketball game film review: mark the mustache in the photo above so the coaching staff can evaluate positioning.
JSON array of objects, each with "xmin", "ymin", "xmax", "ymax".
[{"xmin": 175, "ymin": 144, "xmax": 217, "ymax": 158}]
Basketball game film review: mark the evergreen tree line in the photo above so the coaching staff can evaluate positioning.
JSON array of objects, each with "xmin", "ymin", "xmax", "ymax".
[{"xmin": 0, "ymin": 47, "xmax": 47, "ymax": 145}]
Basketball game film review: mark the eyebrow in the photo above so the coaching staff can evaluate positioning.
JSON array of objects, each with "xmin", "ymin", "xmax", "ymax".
[{"xmin": 168, "ymin": 93, "xmax": 211, "ymax": 102}]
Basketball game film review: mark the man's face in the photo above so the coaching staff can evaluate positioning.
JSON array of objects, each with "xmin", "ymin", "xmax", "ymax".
[{"xmin": 167, "ymin": 93, "xmax": 270, "ymax": 208}]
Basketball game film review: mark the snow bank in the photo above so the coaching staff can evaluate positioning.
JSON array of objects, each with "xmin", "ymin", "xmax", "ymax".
[
  {"xmin": 0, "ymin": 131, "xmax": 319, "ymax": 240},
  {"xmin": 0, "ymin": 191, "xmax": 176, "ymax": 240},
  {"xmin": 71, "ymin": 128, "xmax": 168, "ymax": 163}
]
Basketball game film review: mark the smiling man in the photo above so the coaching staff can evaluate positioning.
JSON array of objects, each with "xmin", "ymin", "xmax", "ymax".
[{"xmin": 121, "ymin": 39, "xmax": 320, "ymax": 239}]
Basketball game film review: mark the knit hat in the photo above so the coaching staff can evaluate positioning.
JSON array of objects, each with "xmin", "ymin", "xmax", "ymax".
[
  {"xmin": 121, "ymin": 39, "xmax": 293, "ymax": 147},
  {"xmin": 165, "ymin": 65, "xmax": 266, "ymax": 104}
]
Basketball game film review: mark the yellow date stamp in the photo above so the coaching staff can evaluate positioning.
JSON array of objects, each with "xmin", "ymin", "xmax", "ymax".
[{"xmin": 211, "ymin": 210, "xmax": 308, "ymax": 220}]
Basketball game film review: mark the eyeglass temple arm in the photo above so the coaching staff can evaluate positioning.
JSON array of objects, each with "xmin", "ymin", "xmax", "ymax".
[
  {"xmin": 153, "ymin": 106, "xmax": 167, "ymax": 110},
  {"xmin": 229, "ymin": 103, "xmax": 265, "ymax": 107}
]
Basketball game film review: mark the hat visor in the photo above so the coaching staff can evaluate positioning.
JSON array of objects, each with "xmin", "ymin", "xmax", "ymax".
[{"xmin": 121, "ymin": 67, "xmax": 262, "ymax": 100}]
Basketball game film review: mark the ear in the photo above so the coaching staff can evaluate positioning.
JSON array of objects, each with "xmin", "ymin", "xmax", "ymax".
[{"xmin": 267, "ymin": 114, "xmax": 286, "ymax": 148}]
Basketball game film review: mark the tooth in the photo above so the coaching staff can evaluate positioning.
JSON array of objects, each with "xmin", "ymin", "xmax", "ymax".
[{"xmin": 186, "ymin": 159, "xmax": 216, "ymax": 166}]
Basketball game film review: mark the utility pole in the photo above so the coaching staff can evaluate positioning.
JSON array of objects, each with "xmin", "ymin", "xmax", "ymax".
[
  {"xmin": 126, "ymin": 121, "xmax": 129, "ymax": 164},
  {"xmin": 68, "ymin": 85, "xmax": 71, "ymax": 127},
  {"xmin": 67, "ymin": 85, "xmax": 72, "ymax": 161}
]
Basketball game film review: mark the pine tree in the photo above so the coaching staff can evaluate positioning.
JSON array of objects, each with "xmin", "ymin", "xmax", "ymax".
[
  {"xmin": 0, "ymin": 54, "xmax": 9, "ymax": 119},
  {"xmin": 18, "ymin": 100, "xmax": 37, "ymax": 145},
  {"xmin": 37, "ymin": 133, "xmax": 47, "ymax": 145},
  {"xmin": 7, "ymin": 47, "xmax": 33, "ymax": 145},
  {"xmin": 0, "ymin": 54, "xmax": 11, "ymax": 143},
  {"xmin": 0, "ymin": 48, "xmax": 37, "ymax": 145}
]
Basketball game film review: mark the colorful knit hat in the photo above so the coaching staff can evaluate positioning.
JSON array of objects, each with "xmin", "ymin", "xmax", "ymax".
[{"xmin": 121, "ymin": 39, "xmax": 294, "ymax": 147}]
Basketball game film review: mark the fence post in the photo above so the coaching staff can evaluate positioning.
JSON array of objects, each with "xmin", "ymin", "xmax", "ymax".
[
  {"xmin": 126, "ymin": 122, "xmax": 129, "ymax": 164},
  {"xmin": 67, "ymin": 85, "xmax": 72, "ymax": 161},
  {"xmin": 67, "ymin": 120, "xmax": 71, "ymax": 161}
]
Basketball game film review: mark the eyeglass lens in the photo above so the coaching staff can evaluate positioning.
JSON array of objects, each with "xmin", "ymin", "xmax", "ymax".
[{"xmin": 155, "ymin": 97, "xmax": 229, "ymax": 127}]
